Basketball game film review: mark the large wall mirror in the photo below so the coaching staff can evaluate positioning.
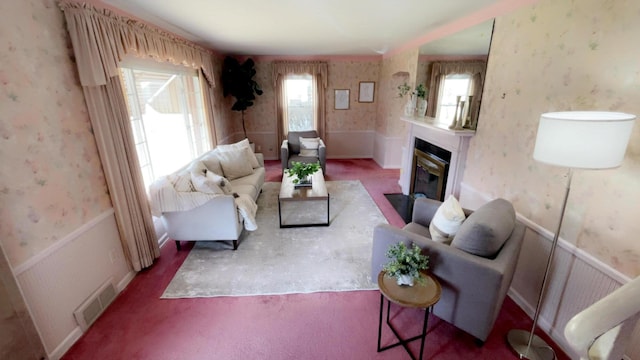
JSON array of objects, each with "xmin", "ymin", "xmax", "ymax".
[{"xmin": 417, "ymin": 20, "xmax": 494, "ymax": 129}]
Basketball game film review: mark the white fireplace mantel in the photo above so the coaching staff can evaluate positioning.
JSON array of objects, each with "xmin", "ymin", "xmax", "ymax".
[{"xmin": 399, "ymin": 115, "xmax": 475, "ymax": 199}]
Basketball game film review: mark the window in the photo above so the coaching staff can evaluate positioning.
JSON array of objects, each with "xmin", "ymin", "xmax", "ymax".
[
  {"xmin": 119, "ymin": 64, "xmax": 210, "ymax": 190},
  {"xmin": 436, "ymin": 74, "xmax": 472, "ymax": 124},
  {"xmin": 284, "ymin": 74, "xmax": 314, "ymax": 131}
]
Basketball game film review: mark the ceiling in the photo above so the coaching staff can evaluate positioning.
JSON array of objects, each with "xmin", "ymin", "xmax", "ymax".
[{"xmin": 102, "ymin": 0, "xmax": 500, "ymax": 56}]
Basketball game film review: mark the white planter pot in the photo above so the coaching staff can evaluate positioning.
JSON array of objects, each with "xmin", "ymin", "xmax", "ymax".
[
  {"xmin": 404, "ymin": 94, "xmax": 417, "ymax": 116},
  {"xmin": 416, "ymin": 99, "xmax": 427, "ymax": 117},
  {"xmin": 396, "ymin": 274, "xmax": 415, "ymax": 286}
]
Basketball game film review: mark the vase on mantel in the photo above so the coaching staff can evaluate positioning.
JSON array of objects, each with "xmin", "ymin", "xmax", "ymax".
[
  {"xmin": 416, "ymin": 99, "xmax": 427, "ymax": 117},
  {"xmin": 404, "ymin": 94, "xmax": 417, "ymax": 116}
]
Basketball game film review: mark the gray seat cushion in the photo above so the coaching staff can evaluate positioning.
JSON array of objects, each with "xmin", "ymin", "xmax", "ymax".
[{"xmin": 451, "ymin": 198, "xmax": 515, "ymax": 258}]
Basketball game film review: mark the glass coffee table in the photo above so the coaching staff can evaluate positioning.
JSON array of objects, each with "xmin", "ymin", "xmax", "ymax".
[{"xmin": 278, "ymin": 169, "xmax": 329, "ymax": 228}]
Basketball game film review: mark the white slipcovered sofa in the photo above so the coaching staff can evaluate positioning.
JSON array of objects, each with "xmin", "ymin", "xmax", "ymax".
[{"xmin": 149, "ymin": 139, "xmax": 265, "ymax": 250}]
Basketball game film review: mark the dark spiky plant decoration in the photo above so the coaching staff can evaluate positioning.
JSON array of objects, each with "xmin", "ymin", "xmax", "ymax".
[{"xmin": 221, "ymin": 56, "xmax": 263, "ymax": 138}]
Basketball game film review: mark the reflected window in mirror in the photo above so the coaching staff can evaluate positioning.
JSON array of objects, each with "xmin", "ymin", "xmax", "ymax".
[
  {"xmin": 436, "ymin": 74, "xmax": 472, "ymax": 125},
  {"xmin": 427, "ymin": 61, "xmax": 486, "ymax": 129}
]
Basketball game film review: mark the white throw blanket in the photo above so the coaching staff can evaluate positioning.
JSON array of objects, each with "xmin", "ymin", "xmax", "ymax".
[
  {"xmin": 149, "ymin": 176, "xmax": 258, "ymax": 231},
  {"xmin": 235, "ymin": 194, "xmax": 258, "ymax": 231}
]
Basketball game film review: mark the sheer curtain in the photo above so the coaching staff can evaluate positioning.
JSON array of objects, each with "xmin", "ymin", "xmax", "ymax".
[
  {"xmin": 59, "ymin": 1, "xmax": 218, "ymax": 270},
  {"xmin": 272, "ymin": 61, "xmax": 328, "ymax": 150},
  {"xmin": 426, "ymin": 61, "xmax": 487, "ymax": 122}
]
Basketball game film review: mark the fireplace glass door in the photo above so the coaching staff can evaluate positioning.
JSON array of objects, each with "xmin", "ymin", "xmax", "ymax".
[{"xmin": 411, "ymin": 148, "xmax": 449, "ymax": 201}]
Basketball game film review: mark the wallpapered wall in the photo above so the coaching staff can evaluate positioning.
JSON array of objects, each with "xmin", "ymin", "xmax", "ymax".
[
  {"xmin": 464, "ymin": 0, "xmax": 640, "ymax": 277},
  {"xmin": 0, "ymin": 0, "xmax": 111, "ymax": 267},
  {"xmin": 235, "ymin": 58, "xmax": 381, "ymax": 138},
  {"xmin": 375, "ymin": 49, "xmax": 419, "ymax": 138}
]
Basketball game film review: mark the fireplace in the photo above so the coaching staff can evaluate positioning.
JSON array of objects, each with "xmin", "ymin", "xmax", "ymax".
[
  {"xmin": 399, "ymin": 115, "xmax": 474, "ymax": 200},
  {"xmin": 411, "ymin": 139, "xmax": 451, "ymax": 201}
]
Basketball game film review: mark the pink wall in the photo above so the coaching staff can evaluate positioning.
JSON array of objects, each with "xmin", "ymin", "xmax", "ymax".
[
  {"xmin": 465, "ymin": 0, "xmax": 640, "ymax": 277},
  {"xmin": 221, "ymin": 57, "xmax": 381, "ymax": 156},
  {"xmin": 375, "ymin": 48, "xmax": 420, "ymax": 138},
  {"xmin": 0, "ymin": 0, "xmax": 111, "ymax": 267}
]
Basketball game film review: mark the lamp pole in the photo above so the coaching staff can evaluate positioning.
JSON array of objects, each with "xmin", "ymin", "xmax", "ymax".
[{"xmin": 507, "ymin": 169, "xmax": 572, "ymax": 359}]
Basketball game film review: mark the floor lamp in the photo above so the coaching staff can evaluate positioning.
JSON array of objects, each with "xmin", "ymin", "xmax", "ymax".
[{"xmin": 507, "ymin": 111, "xmax": 637, "ymax": 360}]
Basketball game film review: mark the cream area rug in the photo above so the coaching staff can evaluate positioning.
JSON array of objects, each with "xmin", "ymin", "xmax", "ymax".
[{"xmin": 161, "ymin": 180, "xmax": 386, "ymax": 298}]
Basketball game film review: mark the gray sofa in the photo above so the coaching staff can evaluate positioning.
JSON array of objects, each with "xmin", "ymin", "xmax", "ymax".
[{"xmin": 371, "ymin": 197, "xmax": 525, "ymax": 343}]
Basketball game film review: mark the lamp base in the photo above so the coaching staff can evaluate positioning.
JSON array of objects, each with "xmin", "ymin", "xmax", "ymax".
[{"xmin": 507, "ymin": 329, "xmax": 556, "ymax": 360}]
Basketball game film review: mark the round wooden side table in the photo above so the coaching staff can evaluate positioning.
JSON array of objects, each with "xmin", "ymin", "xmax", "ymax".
[{"xmin": 377, "ymin": 271, "xmax": 442, "ymax": 360}]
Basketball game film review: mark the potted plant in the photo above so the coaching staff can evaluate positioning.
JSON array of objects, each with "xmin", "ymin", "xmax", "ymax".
[
  {"xmin": 397, "ymin": 82, "xmax": 411, "ymax": 98},
  {"xmin": 382, "ymin": 242, "xmax": 429, "ymax": 286},
  {"xmin": 285, "ymin": 161, "xmax": 321, "ymax": 186},
  {"xmin": 415, "ymin": 84, "xmax": 429, "ymax": 117},
  {"xmin": 221, "ymin": 56, "xmax": 263, "ymax": 139},
  {"xmin": 398, "ymin": 82, "xmax": 416, "ymax": 116}
]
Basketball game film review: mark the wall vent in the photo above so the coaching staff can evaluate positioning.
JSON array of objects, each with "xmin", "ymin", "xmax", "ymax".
[{"xmin": 73, "ymin": 278, "xmax": 116, "ymax": 331}]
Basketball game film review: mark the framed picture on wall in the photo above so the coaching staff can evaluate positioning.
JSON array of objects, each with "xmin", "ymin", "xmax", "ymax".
[
  {"xmin": 358, "ymin": 81, "xmax": 375, "ymax": 103},
  {"xmin": 334, "ymin": 89, "xmax": 349, "ymax": 110}
]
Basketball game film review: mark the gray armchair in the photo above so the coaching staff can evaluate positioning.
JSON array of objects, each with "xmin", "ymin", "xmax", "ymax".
[
  {"xmin": 371, "ymin": 197, "xmax": 525, "ymax": 343},
  {"xmin": 281, "ymin": 130, "xmax": 326, "ymax": 174}
]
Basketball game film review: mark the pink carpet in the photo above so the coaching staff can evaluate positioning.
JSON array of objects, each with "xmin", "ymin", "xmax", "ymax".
[{"xmin": 62, "ymin": 159, "xmax": 569, "ymax": 360}]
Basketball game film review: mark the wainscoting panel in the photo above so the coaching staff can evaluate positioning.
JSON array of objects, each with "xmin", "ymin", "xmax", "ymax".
[
  {"xmin": 245, "ymin": 131, "xmax": 280, "ymax": 160},
  {"xmin": 325, "ymin": 130, "xmax": 374, "ymax": 159},
  {"xmin": 459, "ymin": 183, "xmax": 639, "ymax": 360},
  {"xmin": 246, "ymin": 130, "xmax": 384, "ymax": 161},
  {"xmin": 14, "ymin": 210, "xmax": 133, "ymax": 359},
  {"xmin": 373, "ymin": 132, "xmax": 403, "ymax": 169}
]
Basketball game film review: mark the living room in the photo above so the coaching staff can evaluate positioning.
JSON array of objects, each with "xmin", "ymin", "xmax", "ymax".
[{"xmin": 2, "ymin": 0, "xmax": 639, "ymax": 359}]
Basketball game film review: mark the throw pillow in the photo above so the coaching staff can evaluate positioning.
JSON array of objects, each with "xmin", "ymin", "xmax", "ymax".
[
  {"xmin": 299, "ymin": 137, "xmax": 320, "ymax": 157},
  {"xmin": 201, "ymin": 150, "xmax": 224, "ymax": 175},
  {"xmin": 429, "ymin": 195, "xmax": 466, "ymax": 244},
  {"xmin": 216, "ymin": 138, "xmax": 251, "ymax": 152},
  {"xmin": 217, "ymin": 148, "xmax": 255, "ymax": 180},
  {"xmin": 206, "ymin": 171, "xmax": 233, "ymax": 195},
  {"xmin": 188, "ymin": 160, "xmax": 208, "ymax": 177},
  {"xmin": 217, "ymin": 138, "xmax": 260, "ymax": 168},
  {"xmin": 451, "ymin": 198, "xmax": 516, "ymax": 258},
  {"xmin": 191, "ymin": 169, "xmax": 224, "ymax": 195}
]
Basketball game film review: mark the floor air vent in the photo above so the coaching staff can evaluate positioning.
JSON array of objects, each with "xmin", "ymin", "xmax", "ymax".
[{"xmin": 73, "ymin": 279, "xmax": 116, "ymax": 331}]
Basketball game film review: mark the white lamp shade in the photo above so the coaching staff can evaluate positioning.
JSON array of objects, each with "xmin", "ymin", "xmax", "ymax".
[{"xmin": 533, "ymin": 111, "xmax": 636, "ymax": 169}]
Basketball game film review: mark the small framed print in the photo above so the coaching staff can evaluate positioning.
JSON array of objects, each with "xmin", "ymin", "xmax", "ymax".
[
  {"xmin": 334, "ymin": 89, "xmax": 349, "ymax": 110},
  {"xmin": 358, "ymin": 81, "xmax": 375, "ymax": 103}
]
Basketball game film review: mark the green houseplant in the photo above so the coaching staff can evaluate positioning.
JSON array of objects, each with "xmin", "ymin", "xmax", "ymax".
[
  {"xmin": 285, "ymin": 161, "xmax": 321, "ymax": 185},
  {"xmin": 383, "ymin": 242, "xmax": 429, "ymax": 286},
  {"xmin": 397, "ymin": 82, "xmax": 411, "ymax": 98},
  {"xmin": 221, "ymin": 56, "xmax": 263, "ymax": 138},
  {"xmin": 415, "ymin": 84, "xmax": 428, "ymax": 99}
]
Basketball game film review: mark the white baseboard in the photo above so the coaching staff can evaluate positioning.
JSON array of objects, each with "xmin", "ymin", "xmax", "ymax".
[
  {"xmin": 48, "ymin": 327, "xmax": 83, "ymax": 360},
  {"xmin": 158, "ymin": 232, "xmax": 170, "ymax": 248},
  {"xmin": 117, "ymin": 271, "xmax": 137, "ymax": 292}
]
